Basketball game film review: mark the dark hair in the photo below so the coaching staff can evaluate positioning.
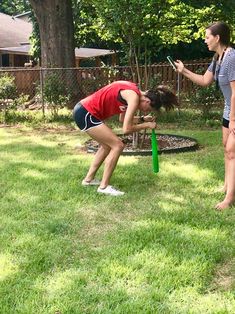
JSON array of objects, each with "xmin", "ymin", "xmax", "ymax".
[
  {"xmin": 145, "ymin": 85, "xmax": 178, "ymax": 111},
  {"xmin": 207, "ymin": 22, "xmax": 232, "ymax": 89},
  {"xmin": 206, "ymin": 21, "xmax": 231, "ymax": 46}
]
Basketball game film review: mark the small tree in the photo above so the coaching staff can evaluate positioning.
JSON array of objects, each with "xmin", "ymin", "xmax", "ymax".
[
  {"xmin": 43, "ymin": 73, "xmax": 70, "ymax": 117},
  {"xmin": 0, "ymin": 74, "xmax": 17, "ymax": 123},
  {"xmin": 188, "ymin": 84, "xmax": 223, "ymax": 118},
  {"xmin": 187, "ymin": 67, "xmax": 223, "ymax": 118}
]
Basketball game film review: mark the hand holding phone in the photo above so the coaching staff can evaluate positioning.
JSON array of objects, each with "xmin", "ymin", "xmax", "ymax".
[{"xmin": 167, "ymin": 56, "xmax": 176, "ymax": 70}]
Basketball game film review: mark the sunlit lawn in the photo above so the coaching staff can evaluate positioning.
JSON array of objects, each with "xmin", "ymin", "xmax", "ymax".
[{"xmin": 0, "ymin": 123, "xmax": 234, "ymax": 313}]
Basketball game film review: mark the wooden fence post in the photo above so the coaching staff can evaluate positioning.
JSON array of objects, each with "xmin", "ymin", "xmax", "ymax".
[{"xmin": 39, "ymin": 67, "xmax": 45, "ymax": 117}]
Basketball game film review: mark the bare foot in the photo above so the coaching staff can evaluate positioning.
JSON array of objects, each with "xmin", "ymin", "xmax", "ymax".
[{"xmin": 215, "ymin": 200, "xmax": 233, "ymax": 211}]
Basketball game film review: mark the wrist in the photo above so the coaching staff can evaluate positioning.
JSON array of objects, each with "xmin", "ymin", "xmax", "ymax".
[
  {"xmin": 181, "ymin": 66, "xmax": 186, "ymax": 74},
  {"xmin": 139, "ymin": 115, "xmax": 145, "ymax": 123}
]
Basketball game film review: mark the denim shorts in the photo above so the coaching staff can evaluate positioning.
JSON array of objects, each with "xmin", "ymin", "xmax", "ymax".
[{"xmin": 73, "ymin": 102, "xmax": 103, "ymax": 131}]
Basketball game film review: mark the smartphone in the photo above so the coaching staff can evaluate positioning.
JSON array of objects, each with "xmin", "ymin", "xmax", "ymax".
[{"xmin": 167, "ymin": 56, "xmax": 176, "ymax": 70}]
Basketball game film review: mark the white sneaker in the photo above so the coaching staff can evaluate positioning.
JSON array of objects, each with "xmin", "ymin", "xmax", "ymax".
[
  {"xmin": 82, "ymin": 178, "xmax": 101, "ymax": 186},
  {"xmin": 97, "ymin": 185, "xmax": 125, "ymax": 196}
]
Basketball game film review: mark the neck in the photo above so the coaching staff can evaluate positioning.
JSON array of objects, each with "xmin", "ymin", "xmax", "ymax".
[{"xmin": 217, "ymin": 45, "xmax": 227, "ymax": 57}]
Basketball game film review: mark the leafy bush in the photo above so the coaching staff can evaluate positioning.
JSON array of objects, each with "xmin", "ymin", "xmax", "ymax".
[
  {"xmin": 0, "ymin": 74, "xmax": 17, "ymax": 100},
  {"xmin": 43, "ymin": 73, "xmax": 70, "ymax": 117},
  {"xmin": 187, "ymin": 84, "xmax": 222, "ymax": 117},
  {"xmin": 185, "ymin": 67, "xmax": 223, "ymax": 118},
  {"xmin": 0, "ymin": 74, "xmax": 17, "ymax": 122},
  {"xmin": 14, "ymin": 93, "xmax": 30, "ymax": 109},
  {"xmin": 0, "ymin": 74, "xmax": 32, "ymax": 123},
  {"xmin": 147, "ymin": 72, "xmax": 163, "ymax": 90}
]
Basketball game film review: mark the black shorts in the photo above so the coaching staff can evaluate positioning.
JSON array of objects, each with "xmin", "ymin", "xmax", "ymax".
[
  {"xmin": 73, "ymin": 102, "xmax": 103, "ymax": 131},
  {"xmin": 222, "ymin": 118, "xmax": 229, "ymax": 128}
]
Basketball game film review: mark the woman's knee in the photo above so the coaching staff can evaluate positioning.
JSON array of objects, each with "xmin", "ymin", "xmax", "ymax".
[
  {"xmin": 100, "ymin": 144, "xmax": 111, "ymax": 154},
  {"xmin": 225, "ymin": 135, "xmax": 235, "ymax": 159},
  {"xmin": 225, "ymin": 144, "xmax": 235, "ymax": 159},
  {"xmin": 226, "ymin": 149, "xmax": 235, "ymax": 160},
  {"xmin": 112, "ymin": 139, "xmax": 125, "ymax": 153}
]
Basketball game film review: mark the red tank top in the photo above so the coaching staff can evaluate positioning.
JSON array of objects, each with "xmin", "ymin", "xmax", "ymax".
[{"xmin": 81, "ymin": 81, "xmax": 140, "ymax": 120}]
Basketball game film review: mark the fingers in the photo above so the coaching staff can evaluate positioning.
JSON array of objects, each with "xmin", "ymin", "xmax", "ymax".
[
  {"xmin": 175, "ymin": 60, "xmax": 183, "ymax": 65},
  {"xmin": 174, "ymin": 60, "xmax": 184, "ymax": 73},
  {"xmin": 143, "ymin": 115, "xmax": 155, "ymax": 122},
  {"xmin": 148, "ymin": 122, "xmax": 157, "ymax": 129},
  {"xmin": 147, "ymin": 116, "xmax": 155, "ymax": 122}
]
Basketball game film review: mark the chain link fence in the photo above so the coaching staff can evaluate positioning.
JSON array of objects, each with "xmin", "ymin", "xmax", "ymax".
[{"xmin": 0, "ymin": 60, "xmax": 212, "ymax": 114}]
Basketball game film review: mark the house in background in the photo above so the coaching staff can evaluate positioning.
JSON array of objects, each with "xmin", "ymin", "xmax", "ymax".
[
  {"xmin": 0, "ymin": 12, "xmax": 32, "ymax": 66},
  {"xmin": 14, "ymin": 11, "xmax": 31, "ymax": 23},
  {"xmin": 0, "ymin": 12, "xmax": 116, "ymax": 67}
]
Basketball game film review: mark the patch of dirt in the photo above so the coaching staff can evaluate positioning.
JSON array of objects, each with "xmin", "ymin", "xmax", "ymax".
[
  {"xmin": 86, "ymin": 133, "xmax": 199, "ymax": 155},
  {"xmin": 210, "ymin": 259, "xmax": 235, "ymax": 291}
]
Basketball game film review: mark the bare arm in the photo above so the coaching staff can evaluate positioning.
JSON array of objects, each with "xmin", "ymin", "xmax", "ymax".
[
  {"xmin": 174, "ymin": 60, "xmax": 214, "ymax": 87},
  {"xmin": 119, "ymin": 112, "xmax": 139, "ymax": 123},
  {"xmin": 229, "ymin": 81, "xmax": 235, "ymax": 133},
  {"xmin": 120, "ymin": 90, "xmax": 156, "ymax": 134},
  {"xmin": 119, "ymin": 112, "xmax": 153, "ymax": 124}
]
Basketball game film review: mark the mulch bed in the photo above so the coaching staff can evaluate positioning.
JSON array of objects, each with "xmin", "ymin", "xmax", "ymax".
[{"xmin": 86, "ymin": 133, "xmax": 199, "ymax": 155}]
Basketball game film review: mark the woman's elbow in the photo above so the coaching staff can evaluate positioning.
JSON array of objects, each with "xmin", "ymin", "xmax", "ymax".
[
  {"xmin": 119, "ymin": 114, "xmax": 125, "ymax": 122},
  {"xmin": 202, "ymin": 75, "xmax": 213, "ymax": 87},
  {"xmin": 122, "ymin": 126, "xmax": 132, "ymax": 135},
  {"xmin": 203, "ymin": 81, "xmax": 212, "ymax": 87}
]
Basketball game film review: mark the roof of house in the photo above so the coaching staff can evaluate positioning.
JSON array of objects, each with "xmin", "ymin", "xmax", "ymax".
[
  {"xmin": 0, "ymin": 44, "xmax": 30, "ymax": 55},
  {"xmin": 14, "ymin": 11, "xmax": 31, "ymax": 19},
  {"xmin": 0, "ymin": 12, "xmax": 115, "ymax": 59},
  {"xmin": 74, "ymin": 47, "xmax": 115, "ymax": 58},
  {"xmin": 0, "ymin": 44, "xmax": 115, "ymax": 59},
  {"xmin": 0, "ymin": 12, "xmax": 32, "ymax": 48}
]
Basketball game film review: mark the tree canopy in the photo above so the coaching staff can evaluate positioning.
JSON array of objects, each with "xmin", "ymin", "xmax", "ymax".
[
  {"xmin": 0, "ymin": 0, "xmax": 30, "ymax": 15},
  {"xmin": 89, "ymin": 0, "xmax": 235, "ymax": 63},
  {"xmin": 1, "ymin": 0, "xmax": 234, "ymax": 66}
]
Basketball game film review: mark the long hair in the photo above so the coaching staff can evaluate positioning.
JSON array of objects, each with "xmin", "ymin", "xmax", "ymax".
[
  {"xmin": 145, "ymin": 86, "xmax": 178, "ymax": 111},
  {"xmin": 206, "ymin": 22, "xmax": 231, "ymax": 76}
]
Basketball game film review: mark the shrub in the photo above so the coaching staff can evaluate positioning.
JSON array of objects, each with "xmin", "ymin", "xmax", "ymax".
[
  {"xmin": 0, "ymin": 74, "xmax": 17, "ymax": 122},
  {"xmin": 187, "ymin": 84, "xmax": 223, "ymax": 118},
  {"xmin": 0, "ymin": 74, "xmax": 17, "ymax": 100},
  {"xmin": 185, "ymin": 67, "xmax": 223, "ymax": 118},
  {"xmin": 43, "ymin": 73, "xmax": 70, "ymax": 117}
]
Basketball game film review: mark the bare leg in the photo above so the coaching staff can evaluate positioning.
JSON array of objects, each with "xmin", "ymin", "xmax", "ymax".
[
  {"xmin": 85, "ymin": 124, "xmax": 125, "ymax": 188},
  {"xmin": 221, "ymin": 157, "xmax": 228, "ymax": 193},
  {"xmin": 221, "ymin": 127, "xmax": 229, "ymax": 193},
  {"xmin": 100, "ymin": 144, "xmax": 124, "ymax": 188},
  {"xmin": 83, "ymin": 144, "xmax": 110, "ymax": 182},
  {"xmin": 216, "ymin": 131, "xmax": 235, "ymax": 210}
]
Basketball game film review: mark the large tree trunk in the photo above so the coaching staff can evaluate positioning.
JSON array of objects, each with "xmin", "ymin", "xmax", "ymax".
[
  {"xmin": 29, "ymin": 0, "xmax": 75, "ymax": 68},
  {"xmin": 29, "ymin": 0, "xmax": 79, "ymax": 108}
]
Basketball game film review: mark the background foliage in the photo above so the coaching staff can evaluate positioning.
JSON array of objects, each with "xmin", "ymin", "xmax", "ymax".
[{"xmin": 1, "ymin": 0, "xmax": 234, "ymax": 65}]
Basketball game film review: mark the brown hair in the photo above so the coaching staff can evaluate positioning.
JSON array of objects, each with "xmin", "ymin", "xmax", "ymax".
[
  {"xmin": 145, "ymin": 85, "xmax": 178, "ymax": 111},
  {"xmin": 207, "ymin": 22, "xmax": 232, "ymax": 87},
  {"xmin": 206, "ymin": 21, "xmax": 231, "ymax": 46}
]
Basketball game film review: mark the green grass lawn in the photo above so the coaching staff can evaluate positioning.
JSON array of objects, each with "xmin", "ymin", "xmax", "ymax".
[{"xmin": 0, "ymin": 117, "xmax": 235, "ymax": 313}]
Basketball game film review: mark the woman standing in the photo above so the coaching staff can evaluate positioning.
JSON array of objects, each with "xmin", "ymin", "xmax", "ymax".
[
  {"xmin": 175, "ymin": 21, "xmax": 235, "ymax": 210},
  {"xmin": 74, "ymin": 80, "xmax": 177, "ymax": 196}
]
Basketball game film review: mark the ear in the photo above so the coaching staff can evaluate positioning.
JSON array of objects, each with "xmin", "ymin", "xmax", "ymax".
[
  {"xmin": 215, "ymin": 34, "xmax": 220, "ymax": 43},
  {"xmin": 144, "ymin": 96, "xmax": 151, "ymax": 104}
]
